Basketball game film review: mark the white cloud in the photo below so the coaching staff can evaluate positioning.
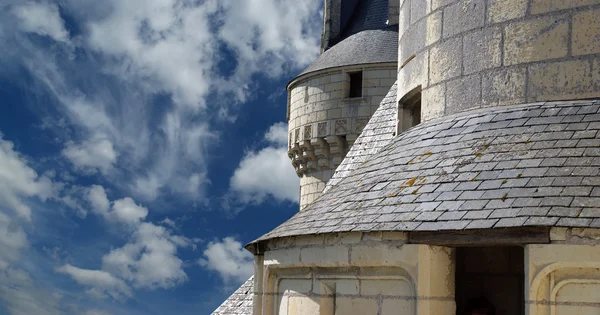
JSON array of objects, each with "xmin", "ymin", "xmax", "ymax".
[
  {"xmin": 199, "ymin": 237, "xmax": 253, "ymax": 283},
  {"xmin": 228, "ymin": 122, "xmax": 299, "ymax": 205},
  {"xmin": 87, "ymin": 185, "xmax": 110, "ymax": 216},
  {"xmin": 86, "ymin": 186, "xmax": 148, "ymax": 225},
  {"xmin": 56, "ymin": 264, "xmax": 132, "ymax": 301},
  {"xmin": 64, "ymin": 188, "xmax": 190, "ymax": 298},
  {"xmin": 264, "ymin": 122, "xmax": 288, "ymax": 147},
  {"xmin": 0, "ymin": 267, "xmax": 63, "ymax": 315},
  {"xmin": 111, "ymin": 198, "xmax": 148, "ymax": 225},
  {"xmin": 0, "ymin": 136, "xmax": 54, "ymax": 221},
  {"xmin": 62, "ymin": 138, "xmax": 118, "ymax": 175},
  {"xmin": 12, "ymin": 1, "xmax": 70, "ymax": 43},
  {"xmin": 0, "ymin": 212, "xmax": 28, "ymax": 271},
  {"xmin": 3, "ymin": 0, "xmax": 321, "ymax": 206}
]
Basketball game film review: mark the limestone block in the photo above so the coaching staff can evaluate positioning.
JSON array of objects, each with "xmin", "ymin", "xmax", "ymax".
[
  {"xmin": 351, "ymin": 244, "xmax": 416, "ymax": 266},
  {"xmin": 361, "ymin": 279, "xmax": 412, "ymax": 296},
  {"xmin": 504, "ymin": 16, "xmax": 569, "ymax": 65},
  {"xmin": 422, "ymin": 83, "xmax": 446, "ymax": 121},
  {"xmin": 400, "ymin": 17, "xmax": 426, "ymax": 63},
  {"xmin": 327, "ymin": 108, "xmax": 341, "ymax": 119},
  {"xmin": 399, "ymin": 3, "xmax": 411, "ymax": 37},
  {"xmin": 426, "ymin": 10, "xmax": 442, "ymax": 46},
  {"xmin": 463, "ymin": 27, "xmax": 502, "ymax": 75},
  {"xmin": 550, "ymin": 227, "xmax": 568, "ymax": 241},
  {"xmin": 335, "ymin": 297, "xmax": 378, "ymax": 315},
  {"xmin": 365, "ymin": 69, "xmax": 392, "ymax": 79},
  {"xmin": 324, "ymin": 232, "xmax": 362, "ymax": 245},
  {"xmin": 572, "ymin": 9, "xmax": 600, "ymax": 56},
  {"xmin": 488, "ymin": 0, "xmax": 527, "ymax": 23},
  {"xmin": 264, "ymin": 248, "xmax": 301, "ymax": 266},
  {"xmin": 531, "ymin": 0, "xmax": 599, "ymax": 14},
  {"xmin": 410, "ymin": 0, "xmax": 429, "ymax": 24},
  {"xmin": 335, "ymin": 279, "xmax": 360, "ymax": 295},
  {"xmin": 429, "ymin": 36, "xmax": 462, "ymax": 84},
  {"xmin": 446, "ymin": 74, "xmax": 481, "ymax": 115},
  {"xmin": 432, "ymin": 0, "xmax": 457, "ymax": 11},
  {"xmin": 382, "ymin": 299, "xmax": 413, "ymax": 315},
  {"xmin": 442, "ymin": 0, "xmax": 485, "ymax": 38},
  {"xmin": 399, "ymin": 51, "xmax": 429, "ymax": 95},
  {"xmin": 300, "ymin": 245, "xmax": 349, "ymax": 265},
  {"xmin": 382, "ymin": 232, "xmax": 409, "ymax": 241},
  {"xmin": 481, "ymin": 67, "xmax": 526, "ymax": 106},
  {"xmin": 528, "ymin": 59, "xmax": 600, "ymax": 101}
]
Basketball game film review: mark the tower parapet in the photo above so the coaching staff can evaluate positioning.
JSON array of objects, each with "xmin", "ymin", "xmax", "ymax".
[{"xmin": 397, "ymin": 0, "xmax": 600, "ymax": 124}]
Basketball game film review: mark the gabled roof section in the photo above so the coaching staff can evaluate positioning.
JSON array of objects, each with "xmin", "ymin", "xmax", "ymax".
[
  {"xmin": 211, "ymin": 276, "xmax": 253, "ymax": 315},
  {"xmin": 251, "ymin": 99, "xmax": 600, "ymax": 244},
  {"xmin": 326, "ymin": 81, "xmax": 398, "ymax": 190}
]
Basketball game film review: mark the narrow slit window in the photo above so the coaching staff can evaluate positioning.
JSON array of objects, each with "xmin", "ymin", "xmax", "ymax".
[
  {"xmin": 348, "ymin": 71, "xmax": 363, "ymax": 98},
  {"xmin": 397, "ymin": 86, "xmax": 422, "ymax": 133}
]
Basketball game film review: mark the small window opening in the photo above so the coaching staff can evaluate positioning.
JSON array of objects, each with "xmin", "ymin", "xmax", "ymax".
[
  {"xmin": 348, "ymin": 71, "xmax": 362, "ymax": 98},
  {"xmin": 397, "ymin": 86, "xmax": 421, "ymax": 133},
  {"xmin": 455, "ymin": 246, "xmax": 525, "ymax": 315}
]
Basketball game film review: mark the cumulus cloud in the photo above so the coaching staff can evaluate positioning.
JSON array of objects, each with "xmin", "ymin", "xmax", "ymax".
[
  {"xmin": 199, "ymin": 237, "xmax": 253, "ymax": 283},
  {"xmin": 56, "ymin": 264, "xmax": 132, "ymax": 301},
  {"xmin": 62, "ymin": 187, "xmax": 189, "ymax": 299},
  {"xmin": 86, "ymin": 185, "xmax": 148, "ymax": 225},
  {"xmin": 12, "ymin": 1, "xmax": 70, "ymax": 43},
  {"xmin": 3, "ymin": 0, "xmax": 321, "ymax": 205},
  {"xmin": 0, "ymin": 136, "xmax": 54, "ymax": 221},
  {"xmin": 228, "ymin": 122, "xmax": 299, "ymax": 205},
  {"xmin": 62, "ymin": 139, "xmax": 118, "ymax": 175}
]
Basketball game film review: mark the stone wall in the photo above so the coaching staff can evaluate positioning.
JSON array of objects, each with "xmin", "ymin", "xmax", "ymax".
[
  {"xmin": 527, "ymin": 227, "xmax": 600, "ymax": 315},
  {"xmin": 253, "ymin": 231, "xmax": 455, "ymax": 315},
  {"xmin": 252, "ymin": 228, "xmax": 600, "ymax": 315},
  {"xmin": 396, "ymin": 0, "xmax": 600, "ymax": 121},
  {"xmin": 287, "ymin": 65, "xmax": 397, "ymax": 209}
]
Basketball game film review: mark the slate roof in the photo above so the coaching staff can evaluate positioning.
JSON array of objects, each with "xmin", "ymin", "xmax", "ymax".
[
  {"xmin": 211, "ymin": 276, "xmax": 253, "ymax": 315},
  {"xmin": 336, "ymin": 0, "xmax": 390, "ymax": 43},
  {"xmin": 326, "ymin": 81, "xmax": 398, "ymax": 190},
  {"xmin": 298, "ymin": 26, "xmax": 398, "ymax": 77},
  {"xmin": 253, "ymin": 99, "xmax": 600, "ymax": 243}
]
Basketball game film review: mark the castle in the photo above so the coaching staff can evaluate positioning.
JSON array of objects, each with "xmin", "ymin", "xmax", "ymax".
[{"xmin": 213, "ymin": 0, "xmax": 600, "ymax": 314}]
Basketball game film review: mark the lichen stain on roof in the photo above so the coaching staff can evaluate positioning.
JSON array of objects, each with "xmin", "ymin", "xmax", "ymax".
[{"xmin": 252, "ymin": 99, "xmax": 600, "ymax": 244}]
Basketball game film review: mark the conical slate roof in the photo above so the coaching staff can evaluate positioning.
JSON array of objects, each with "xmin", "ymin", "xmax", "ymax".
[
  {"xmin": 252, "ymin": 99, "xmax": 600, "ymax": 244},
  {"xmin": 297, "ymin": 25, "xmax": 398, "ymax": 77}
]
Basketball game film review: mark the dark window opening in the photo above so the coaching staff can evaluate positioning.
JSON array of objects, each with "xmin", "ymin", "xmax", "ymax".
[
  {"xmin": 348, "ymin": 71, "xmax": 362, "ymax": 98},
  {"xmin": 398, "ymin": 86, "xmax": 421, "ymax": 133},
  {"xmin": 455, "ymin": 247, "xmax": 525, "ymax": 315}
]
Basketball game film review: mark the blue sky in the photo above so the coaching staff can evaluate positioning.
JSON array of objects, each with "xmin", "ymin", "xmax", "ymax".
[{"xmin": 0, "ymin": 1, "xmax": 322, "ymax": 314}]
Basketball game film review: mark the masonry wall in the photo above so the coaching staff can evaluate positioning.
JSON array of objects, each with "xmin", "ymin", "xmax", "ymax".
[
  {"xmin": 253, "ymin": 231, "xmax": 455, "ymax": 315},
  {"xmin": 253, "ymin": 228, "xmax": 600, "ymax": 315},
  {"xmin": 396, "ymin": 0, "xmax": 600, "ymax": 121},
  {"xmin": 287, "ymin": 65, "xmax": 397, "ymax": 209}
]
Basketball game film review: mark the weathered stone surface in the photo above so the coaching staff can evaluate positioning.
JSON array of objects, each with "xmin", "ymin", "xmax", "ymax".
[
  {"xmin": 487, "ymin": 0, "xmax": 527, "ymax": 23},
  {"xmin": 572, "ymin": 9, "xmax": 600, "ymax": 56},
  {"xmin": 504, "ymin": 16, "xmax": 569, "ymax": 65},
  {"xmin": 429, "ymin": 37, "xmax": 462, "ymax": 84}
]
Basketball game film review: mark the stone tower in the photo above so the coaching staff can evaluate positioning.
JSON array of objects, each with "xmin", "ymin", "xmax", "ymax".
[{"xmin": 287, "ymin": 0, "xmax": 400, "ymax": 209}]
